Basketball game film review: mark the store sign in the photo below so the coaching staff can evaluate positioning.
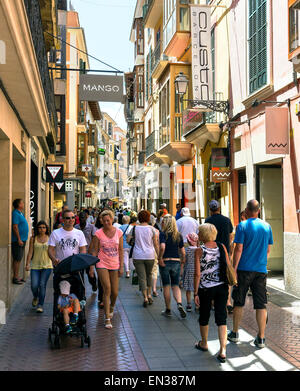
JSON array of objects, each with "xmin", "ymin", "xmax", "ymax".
[
  {"xmin": 210, "ymin": 168, "xmax": 232, "ymax": 183},
  {"xmin": 98, "ymin": 148, "xmax": 106, "ymax": 155},
  {"xmin": 85, "ymin": 191, "xmax": 92, "ymax": 198},
  {"xmin": 79, "ymin": 74, "xmax": 124, "ymax": 103},
  {"xmin": 190, "ymin": 5, "xmax": 213, "ymax": 110},
  {"xmin": 54, "ymin": 182, "xmax": 65, "ymax": 193},
  {"xmin": 82, "ymin": 164, "xmax": 92, "ymax": 172},
  {"xmin": 46, "ymin": 165, "xmax": 63, "ymax": 183},
  {"xmin": 183, "ymin": 109, "xmax": 204, "ymax": 136},
  {"xmin": 175, "ymin": 165, "xmax": 194, "ymax": 184},
  {"xmin": 266, "ymin": 107, "xmax": 289, "ymax": 154}
]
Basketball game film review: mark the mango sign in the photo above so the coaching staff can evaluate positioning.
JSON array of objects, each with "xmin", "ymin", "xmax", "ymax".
[{"xmin": 79, "ymin": 74, "xmax": 124, "ymax": 103}]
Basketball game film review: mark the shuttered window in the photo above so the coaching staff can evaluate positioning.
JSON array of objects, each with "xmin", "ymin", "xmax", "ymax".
[{"xmin": 249, "ymin": 0, "xmax": 267, "ymax": 94}]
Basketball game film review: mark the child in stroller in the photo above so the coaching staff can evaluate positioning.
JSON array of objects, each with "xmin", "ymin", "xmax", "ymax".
[
  {"xmin": 49, "ymin": 271, "xmax": 91, "ymax": 349},
  {"xmin": 58, "ymin": 280, "xmax": 81, "ymax": 334}
]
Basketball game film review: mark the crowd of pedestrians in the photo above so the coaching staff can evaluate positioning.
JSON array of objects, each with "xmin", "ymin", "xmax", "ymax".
[{"xmin": 11, "ymin": 197, "xmax": 273, "ymax": 363}]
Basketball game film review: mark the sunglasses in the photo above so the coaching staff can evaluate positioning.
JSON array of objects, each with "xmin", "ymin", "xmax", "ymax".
[{"xmin": 64, "ymin": 216, "xmax": 75, "ymax": 220}]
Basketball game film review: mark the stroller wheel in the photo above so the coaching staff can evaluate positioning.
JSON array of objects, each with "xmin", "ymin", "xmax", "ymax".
[
  {"xmin": 80, "ymin": 336, "xmax": 84, "ymax": 348},
  {"xmin": 54, "ymin": 335, "xmax": 61, "ymax": 349},
  {"xmin": 86, "ymin": 336, "xmax": 91, "ymax": 348}
]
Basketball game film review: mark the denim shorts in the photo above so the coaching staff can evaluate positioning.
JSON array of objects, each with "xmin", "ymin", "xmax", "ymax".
[{"xmin": 159, "ymin": 261, "xmax": 181, "ymax": 287}]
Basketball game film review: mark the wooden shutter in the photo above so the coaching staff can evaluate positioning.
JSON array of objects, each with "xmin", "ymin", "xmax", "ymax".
[{"xmin": 249, "ymin": 0, "xmax": 267, "ymax": 94}]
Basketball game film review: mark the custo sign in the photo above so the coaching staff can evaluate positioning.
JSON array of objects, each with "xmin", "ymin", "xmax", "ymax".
[
  {"xmin": 190, "ymin": 5, "xmax": 213, "ymax": 110},
  {"xmin": 79, "ymin": 74, "xmax": 124, "ymax": 103}
]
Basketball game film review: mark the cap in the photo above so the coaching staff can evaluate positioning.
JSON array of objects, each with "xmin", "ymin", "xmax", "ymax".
[
  {"xmin": 181, "ymin": 207, "xmax": 191, "ymax": 216},
  {"xmin": 209, "ymin": 200, "xmax": 220, "ymax": 211},
  {"xmin": 186, "ymin": 232, "xmax": 198, "ymax": 247},
  {"xmin": 160, "ymin": 203, "xmax": 167, "ymax": 208},
  {"xmin": 59, "ymin": 280, "xmax": 71, "ymax": 295}
]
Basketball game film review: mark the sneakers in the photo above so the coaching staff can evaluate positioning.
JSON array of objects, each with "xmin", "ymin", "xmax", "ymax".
[
  {"xmin": 36, "ymin": 306, "xmax": 43, "ymax": 313},
  {"xmin": 65, "ymin": 324, "xmax": 72, "ymax": 334},
  {"xmin": 254, "ymin": 335, "xmax": 266, "ymax": 349},
  {"xmin": 161, "ymin": 309, "xmax": 172, "ymax": 317},
  {"xmin": 227, "ymin": 331, "xmax": 240, "ymax": 343},
  {"xmin": 177, "ymin": 303, "xmax": 187, "ymax": 318},
  {"xmin": 32, "ymin": 298, "xmax": 38, "ymax": 307},
  {"xmin": 70, "ymin": 313, "xmax": 79, "ymax": 325},
  {"xmin": 186, "ymin": 304, "xmax": 192, "ymax": 312}
]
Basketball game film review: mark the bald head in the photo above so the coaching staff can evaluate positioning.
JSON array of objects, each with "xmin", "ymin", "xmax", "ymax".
[{"xmin": 246, "ymin": 200, "xmax": 260, "ymax": 217}]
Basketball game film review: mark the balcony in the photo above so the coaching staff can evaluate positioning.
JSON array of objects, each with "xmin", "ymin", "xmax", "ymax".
[
  {"xmin": 145, "ymin": 130, "xmax": 172, "ymax": 165},
  {"xmin": 151, "ymin": 41, "xmax": 169, "ymax": 80},
  {"xmin": 158, "ymin": 141, "xmax": 194, "ymax": 164},
  {"xmin": 183, "ymin": 110, "xmax": 225, "ymax": 150},
  {"xmin": 143, "ymin": 0, "xmax": 163, "ymax": 28}
]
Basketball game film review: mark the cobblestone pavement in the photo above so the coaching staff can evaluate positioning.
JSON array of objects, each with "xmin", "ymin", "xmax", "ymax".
[{"xmin": 0, "ymin": 274, "xmax": 299, "ymax": 371}]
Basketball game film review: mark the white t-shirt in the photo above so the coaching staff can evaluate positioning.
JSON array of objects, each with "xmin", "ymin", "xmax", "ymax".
[
  {"xmin": 48, "ymin": 227, "xmax": 87, "ymax": 261},
  {"xmin": 132, "ymin": 225, "xmax": 156, "ymax": 260},
  {"xmin": 113, "ymin": 223, "xmax": 121, "ymax": 228},
  {"xmin": 176, "ymin": 216, "xmax": 200, "ymax": 243}
]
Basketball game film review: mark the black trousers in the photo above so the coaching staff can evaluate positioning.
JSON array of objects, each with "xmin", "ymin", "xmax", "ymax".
[{"xmin": 198, "ymin": 283, "xmax": 228, "ymax": 327}]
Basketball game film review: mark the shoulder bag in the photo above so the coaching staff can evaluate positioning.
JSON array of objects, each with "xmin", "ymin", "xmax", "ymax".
[
  {"xmin": 221, "ymin": 243, "xmax": 238, "ymax": 286},
  {"xmin": 129, "ymin": 226, "xmax": 136, "ymax": 259}
]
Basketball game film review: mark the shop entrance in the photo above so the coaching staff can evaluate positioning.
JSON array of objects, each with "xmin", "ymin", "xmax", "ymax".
[{"xmin": 257, "ymin": 165, "xmax": 284, "ymax": 287}]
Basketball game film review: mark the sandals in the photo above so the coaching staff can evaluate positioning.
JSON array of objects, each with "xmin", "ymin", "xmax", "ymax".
[
  {"xmin": 195, "ymin": 341, "xmax": 208, "ymax": 352},
  {"xmin": 217, "ymin": 354, "xmax": 226, "ymax": 363},
  {"xmin": 148, "ymin": 297, "xmax": 153, "ymax": 305},
  {"xmin": 12, "ymin": 278, "xmax": 23, "ymax": 285},
  {"xmin": 152, "ymin": 291, "xmax": 158, "ymax": 297},
  {"xmin": 104, "ymin": 318, "xmax": 113, "ymax": 329}
]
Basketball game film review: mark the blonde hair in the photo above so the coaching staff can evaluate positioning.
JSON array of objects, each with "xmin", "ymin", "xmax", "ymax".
[
  {"xmin": 198, "ymin": 223, "xmax": 217, "ymax": 243},
  {"xmin": 100, "ymin": 210, "xmax": 114, "ymax": 220},
  {"xmin": 122, "ymin": 215, "xmax": 130, "ymax": 224},
  {"xmin": 162, "ymin": 215, "xmax": 180, "ymax": 242}
]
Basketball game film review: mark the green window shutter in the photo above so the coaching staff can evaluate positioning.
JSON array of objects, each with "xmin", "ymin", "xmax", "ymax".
[{"xmin": 249, "ymin": 0, "xmax": 267, "ymax": 94}]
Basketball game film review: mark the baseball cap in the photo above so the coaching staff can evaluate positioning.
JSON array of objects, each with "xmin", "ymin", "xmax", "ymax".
[
  {"xmin": 209, "ymin": 200, "xmax": 220, "ymax": 211},
  {"xmin": 181, "ymin": 207, "xmax": 191, "ymax": 216},
  {"xmin": 59, "ymin": 280, "xmax": 71, "ymax": 295}
]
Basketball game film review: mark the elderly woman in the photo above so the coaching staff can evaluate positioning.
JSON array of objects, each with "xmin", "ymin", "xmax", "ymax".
[
  {"xmin": 119, "ymin": 215, "xmax": 132, "ymax": 278},
  {"xmin": 90, "ymin": 210, "xmax": 123, "ymax": 329},
  {"xmin": 128, "ymin": 210, "xmax": 159, "ymax": 307},
  {"xmin": 194, "ymin": 223, "xmax": 231, "ymax": 363}
]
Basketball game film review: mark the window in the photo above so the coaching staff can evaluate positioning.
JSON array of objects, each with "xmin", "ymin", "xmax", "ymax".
[
  {"xmin": 159, "ymin": 80, "xmax": 170, "ymax": 146},
  {"xmin": 248, "ymin": 0, "xmax": 267, "ymax": 94},
  {"xmin": 77, "ymin": 134, "xmax": 86, "ymax": 172},
  {"xmin": 163, "ymin": 0, "xmax": 177, "ymax": 49},
  {"xmin": 211, "ymin": 28, "xmax": 215, "ymax": 95},
  {"xmin": 135, "ymin": 18, "xmax": 144, "ymax": 57},
  {"xmin": 289, "ymin": 0, "xmax": 300, "ymax": 58},
  {"xmin": 136, "ymin": 66, "xmax": 144, "ymax": 108}
]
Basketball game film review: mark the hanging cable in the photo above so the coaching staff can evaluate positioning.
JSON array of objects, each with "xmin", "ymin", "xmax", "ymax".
[{"xmin": 45, "ymin": 31, "xmax": 123, "ymax": 73}]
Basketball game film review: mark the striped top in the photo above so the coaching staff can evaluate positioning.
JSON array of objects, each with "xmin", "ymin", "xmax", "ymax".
[{"xmin": 199, "ymin": 245, "xmax": 224, "ymax": 289}]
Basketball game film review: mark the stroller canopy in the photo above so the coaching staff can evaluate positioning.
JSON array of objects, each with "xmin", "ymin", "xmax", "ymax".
[{"xmin": 54, "ymin": 253, "xmax": 98, "ymax": 276}]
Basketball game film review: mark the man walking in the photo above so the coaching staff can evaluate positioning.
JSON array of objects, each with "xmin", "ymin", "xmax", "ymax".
[
  {"xmin": 54, "ymin": 203, "xmax": 69, "ymax": 229},
  {"xmin": 228, "ymin": 200, "xmax": 273, "ymax": 348},
  {"xmin": 205, "ymin": 200, "xmax": 234, "ymax": 254},
  {"xmin": 12, "ymin": 199, "xmax": 29, "ymax": 284},
  {"xmin": 175, "ymin": 203, "xmax": 182, "ymax": 221},
  {"xmin": 48, "ymin": 210, "xmax": 87, "ymax": 266},
  {"xmin": 75, "ymin": 212, "xmax": 98, "ymax": 291},
  {"xmin": 176, "ymin": 207, "xmax": 199, "ymax": 244}
]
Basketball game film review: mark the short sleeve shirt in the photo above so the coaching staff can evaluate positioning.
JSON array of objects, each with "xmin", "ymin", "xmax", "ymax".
[
  {"xmin": 48, "ymin": 228, "xmax": 87, "ymax": 261},
  {"xmin": 159, "ymin": 232, "xmax": 184, "ymax": 259},
  {"xmin": 205, "ymin": 214, "xmax": 233, "ymax": 253},
  {"xmin": 95, "ymin": 228, "xmax": 123, "ymax": 270},
  {"xmin": 74, "ymin": 223, "xmax": 97, "ymax": 247},
  {"xmin": 58, "ymin": 293, "xmax": 77, "ymax": 308},
  {"xmin": 12, "ymin": 209, "xmax": 29, "ymax": 242},
  {"xmin": 234, "ymin": 218, "xmax": 273, "ymax": 273}
]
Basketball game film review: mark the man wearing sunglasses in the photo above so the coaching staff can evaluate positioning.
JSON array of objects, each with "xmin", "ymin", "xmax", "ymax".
[{"xmin": 48, "ymin": 210, "xmax": 87, "ymax": 267}]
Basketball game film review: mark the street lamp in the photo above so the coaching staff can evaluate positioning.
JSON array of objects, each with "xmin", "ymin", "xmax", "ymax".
[{"xmin": 174, "ymin": 72, "xmax": 189, "ymax": 96}]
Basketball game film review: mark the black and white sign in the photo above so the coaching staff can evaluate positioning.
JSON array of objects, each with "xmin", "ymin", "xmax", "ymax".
[
  {"xmin": 54, "ymin": 182, "xmax": 65, "ymax": 193},
  {"xmin": 79, "ymin": 74, "xmax": 124, "ymax": 103},
  {"xmin": 191, "ymin": 5, "xmax": 213, "ymax": 110},
  {"xmin": 46, "ymin": 165, "xmax": 63, "ymax": 183},
  {"xmin": 65, "ymin": 181, "xmax": 73, "ymax": 192}
]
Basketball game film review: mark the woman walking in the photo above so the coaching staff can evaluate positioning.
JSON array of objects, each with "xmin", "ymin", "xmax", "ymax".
[
  {"xmin": 194, "ymin": 223, "xmax": 231, "ymax": 363},
  {"xmin": 182, "ymin": 232, "xmax": 199, "ymax": 312},
  {"xmin": 158, "ymin": 215, "xmax": 186, "ymax": 318},
  {"xmin": 119, "ymin": 215, "xmax": 132, "ymax": 278},
  {"xmin": 129, "ymin": 210, "xmax": 159, "ymax": 307},
  {"xmin": 90, "ymin": 210, "xmax": 123, "ymax": 329},
  {"xmin": 25, "ymin": 221, "xmax": 53, "ymax": 313}
]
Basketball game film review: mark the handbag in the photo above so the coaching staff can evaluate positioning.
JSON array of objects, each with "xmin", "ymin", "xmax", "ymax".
[
  {"xmin": 222, "ymin": 244, "xmax": 238, "ymax": 286},
  {"xmin": 131, "ymin": 269, "xmax": 138, "ymax": 285},
  {"xmin": 129, "ymin": 226, "xmax": 136, "ymax": 259}
]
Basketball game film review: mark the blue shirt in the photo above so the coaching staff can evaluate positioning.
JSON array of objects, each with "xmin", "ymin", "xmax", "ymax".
[
  {"xmin": 12, "ymin": 209, "xmax": 29, "ymax": 242},
  {"xmin": 58, "ymin": 293, "xmax": 77, "ymax": 308},
  {"xmin": 234, "ymin": 218, "xmax": 273, "ymax": 273},
  {"xmin": 119, "ymin": 224, "xmax": 132, "ymax": 249},
  {"xmin": 175, "ymin": 210, "xmax": 182, "ymax": 220}
]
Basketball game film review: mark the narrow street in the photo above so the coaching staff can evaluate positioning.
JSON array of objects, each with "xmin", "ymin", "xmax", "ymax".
[{"xmin": 0, "ymin": 276, "xmax": 299, "ymax": 372}]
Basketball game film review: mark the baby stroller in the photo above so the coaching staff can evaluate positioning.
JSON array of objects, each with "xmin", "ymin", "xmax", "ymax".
[{"xmin": 48, "ymin": 254, "xmax": 98, "ymax": 349}]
